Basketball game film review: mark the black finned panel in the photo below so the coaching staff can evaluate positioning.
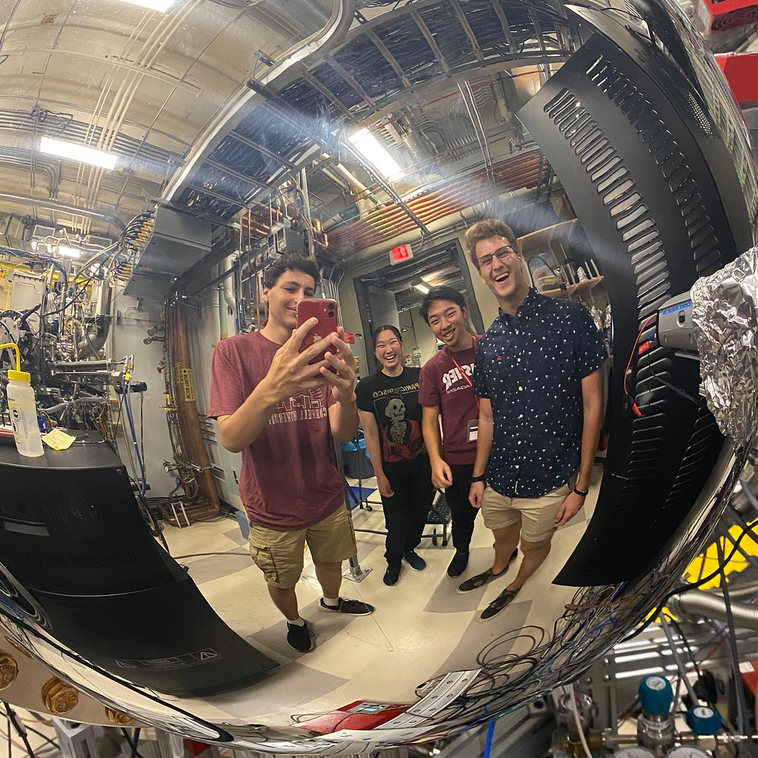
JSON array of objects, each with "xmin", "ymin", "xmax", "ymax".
[{"xmin": 518, "ymin": 24, "xmax": 743, "ymax": 585}]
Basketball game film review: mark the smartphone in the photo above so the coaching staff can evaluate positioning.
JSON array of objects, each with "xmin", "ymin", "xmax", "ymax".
[{"xmin": 297, "ymin": 299, "xmax": 339, "ymax": 358}]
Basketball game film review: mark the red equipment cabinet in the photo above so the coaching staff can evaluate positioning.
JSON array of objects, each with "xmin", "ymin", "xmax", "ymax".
[{"xmin": 696, "ymin": 0, "xmax": 758, "ymax": 34}]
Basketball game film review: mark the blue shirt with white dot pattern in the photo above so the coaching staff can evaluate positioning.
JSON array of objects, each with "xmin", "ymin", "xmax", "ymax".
[{"xmin": 473, "ymin": 288, "xmax": 607, "ymax": 498}]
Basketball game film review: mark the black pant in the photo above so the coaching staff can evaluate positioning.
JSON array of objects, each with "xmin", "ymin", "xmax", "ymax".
[
  {"xmin": 382, "ymin": 463, "xmax": 435, "ymax": 569},
  {"xmin": 446, "ymin": 463, "xmax": 480, "ymax": 555}
]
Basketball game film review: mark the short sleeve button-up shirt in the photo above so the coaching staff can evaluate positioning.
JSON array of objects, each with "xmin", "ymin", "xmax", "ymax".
[{"xmin": 473, "ymin": 289, "xmax": 607, "ymax": 498}]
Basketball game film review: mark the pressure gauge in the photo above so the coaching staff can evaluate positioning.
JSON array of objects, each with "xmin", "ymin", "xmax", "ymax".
[
  {"xmin": 665, "ymin": 748, "xmax": 711, "ymax": 758},
  {"xmin": 613, "ymin": 748, "xmax": 656, "ymax": 757}
]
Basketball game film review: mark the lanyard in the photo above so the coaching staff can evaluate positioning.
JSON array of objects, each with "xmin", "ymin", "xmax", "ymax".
[{"xmin": 446, "ymin": 336, "xmax": 479, "ymax": 411}]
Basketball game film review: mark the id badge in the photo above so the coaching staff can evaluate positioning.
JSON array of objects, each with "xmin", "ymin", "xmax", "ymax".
[{"xmin": 467, "ymin": 419, "xmax": 479, "ymax": 442}]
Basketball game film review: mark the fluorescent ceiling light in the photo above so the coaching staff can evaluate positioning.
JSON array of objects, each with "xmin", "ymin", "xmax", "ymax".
[
  {"xmin": 40, "ymin": 137, "xmax": 118, "ymax": 170},
  {"xmin": 349, "ymin": 128, "xmax": 405, "ymax": 181},
  {"xmin": 113, "ymin": 0, "xmax": 174, "ymax": 10},
  {"xmin": 57, "ymin": 245, "xmax": 81, "ymax": 258},
  {"xmin": 413, "ymin": 283, "xmax": 430, "ymax": 294}
]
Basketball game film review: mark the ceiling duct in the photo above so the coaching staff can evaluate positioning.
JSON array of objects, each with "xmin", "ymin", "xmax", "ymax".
[{"xmin": 124, "ymin": 207, "xmax": 212, "ymax": 300}]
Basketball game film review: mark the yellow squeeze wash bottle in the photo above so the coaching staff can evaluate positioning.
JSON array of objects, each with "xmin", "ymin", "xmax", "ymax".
[{"xmin": 1, "ymin": 343, "xmax": 44, "ymax": 457}]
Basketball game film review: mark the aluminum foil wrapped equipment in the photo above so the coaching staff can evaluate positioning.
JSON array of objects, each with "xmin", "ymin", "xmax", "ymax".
[{"xmin": 691, "ymin": 247, "xmax": 758, "ymax": 450}]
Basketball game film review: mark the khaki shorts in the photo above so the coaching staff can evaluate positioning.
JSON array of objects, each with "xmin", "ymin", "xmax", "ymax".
[
  {"xmin": 481, "ymin": 481, "xmax": 574, "ymax": 543},
  {"xmin": 248, "ymin": 504, "xmax": 357, "ymax": 589}
]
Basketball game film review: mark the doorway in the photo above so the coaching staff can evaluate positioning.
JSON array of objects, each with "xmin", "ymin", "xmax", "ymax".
[{"xmin": 354, "ymin": 238, "xmax": 484, "ymax": 375}]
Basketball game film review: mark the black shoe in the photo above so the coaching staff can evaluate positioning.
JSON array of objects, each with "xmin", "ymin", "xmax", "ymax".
[
  {"xmin": 480, "ymin": 588, "xmax": 520, "ymax": 621},
  {"xmin": 286, "ymin": 621, "xmax": 313, "ymax": 652},
  {"xmin": 403, "ymin": 551, "xmax": 427, "ymax": 571},
  {"xmin": 447, "ymin": 552, "xmax": 469, "ymax": 578},
  {"xmin": 457, "ymin": 549, "xmax": 518, "ymax": 593},
  {"xmin": 383, "ymin": 565, "xmax": 401, "ymax": 586},
  {"xmin": 319, "ymin": 597, "xmax": 375, "ymax": 615}
]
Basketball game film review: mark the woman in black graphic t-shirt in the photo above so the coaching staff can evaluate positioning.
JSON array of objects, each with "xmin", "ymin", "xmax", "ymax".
[{"xmin": 356, "ymin": 325, "xmax": 436, "ymax": 587}]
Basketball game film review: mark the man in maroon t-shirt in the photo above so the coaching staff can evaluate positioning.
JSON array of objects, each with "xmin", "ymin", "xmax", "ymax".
[
  {"xmin": 419, "ymin": 286, "xmax": 482, "ymax": 578},
  {"xmin": 207, "ymin": 255, "xmax": 374, "ymax": 654}
]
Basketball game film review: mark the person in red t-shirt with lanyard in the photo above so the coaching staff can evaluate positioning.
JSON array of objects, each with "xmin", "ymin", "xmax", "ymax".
[{"xmin": 418, "ymin": 286, "xmax": 484, "ymax": 579}]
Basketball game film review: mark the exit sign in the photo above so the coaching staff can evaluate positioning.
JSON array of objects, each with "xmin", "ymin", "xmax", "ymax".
[{"xmin": 390, "ymin": 244, "xmax": 413, "ymax": 265}]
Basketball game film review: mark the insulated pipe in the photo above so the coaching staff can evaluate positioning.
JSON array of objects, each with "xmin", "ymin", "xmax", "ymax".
[
  {"xmin": 669, "ymin": 592, "xmax": 758, "ymax": 630},
  {"xmin": 218, "ymin": 285, "xmax": 228, "ymax": 341},
  {"xmin": 77, "ymin": 319, "xmax": 111, "ymax": 360},
  {"xmin": 321, "ymin": 167, "xmax": 350, "ymax": 193},
  {"xmin": 215, "ymin": 258, "xmax": 233, "ymax": 341},
  {"xmin": 167, "ymin": 292, "xmax": 220, "ymax": 510},
  {"xmin": 331, "ymin": 163, "xmax": 369, "ymax": 195},
  {"xmin": 223, "ymin": 276, "xmax": 236, "ymax": 312}
]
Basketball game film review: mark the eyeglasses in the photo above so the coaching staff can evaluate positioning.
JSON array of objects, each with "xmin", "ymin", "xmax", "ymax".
[{"xmin": 476, "ymin": 246, "xmax": 518, "ymax": 270}]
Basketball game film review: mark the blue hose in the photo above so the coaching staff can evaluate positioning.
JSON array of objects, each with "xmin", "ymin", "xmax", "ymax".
[{"xmin": 483, "ymin": 720, "xmax": 495, "ymax": 758}]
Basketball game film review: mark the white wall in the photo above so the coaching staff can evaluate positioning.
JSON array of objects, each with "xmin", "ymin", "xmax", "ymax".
[
  {"xmin": 109, "ymin": 284, "xmax": 246, "ymax": 508},
  {"xmin": 110, "ymin": 288, "xmax": 176, "ymax": 498},
  {"xmin": 399, "ymin": 307, "xmax": 440, "ymax": 366},
  {"xmin": 185, "ymin": 286, "xmax": 244, "ymax": 511}
]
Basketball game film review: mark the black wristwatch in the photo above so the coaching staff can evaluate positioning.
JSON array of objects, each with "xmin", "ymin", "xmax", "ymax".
[
  {"xmin": 471, "ymin": 474, "xmax": 486, "ymax": 483},
  {"xmin": 573, "ymin": 486, "xmax": 589, "ymax": 498}
]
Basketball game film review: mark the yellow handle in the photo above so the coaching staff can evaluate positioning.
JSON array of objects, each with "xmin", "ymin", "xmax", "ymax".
[{"xmin": 0, "ymin": 343, "xmax": 20, "ymax": 372}]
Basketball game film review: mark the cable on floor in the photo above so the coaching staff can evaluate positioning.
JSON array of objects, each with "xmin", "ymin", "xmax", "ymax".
[{"xmin": 3, "ymin": 705, "xmax": 35, "ymax": 758}]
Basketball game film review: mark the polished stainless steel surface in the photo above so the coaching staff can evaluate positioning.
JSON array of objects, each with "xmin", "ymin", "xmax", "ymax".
[{"xmin": 0, "ymin": 0, "xmax": 756, "ymax": 751}]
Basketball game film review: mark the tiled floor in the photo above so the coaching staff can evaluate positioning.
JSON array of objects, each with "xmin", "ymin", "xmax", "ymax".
[{"xmin": 161, "ymin": 470, "xmax": 600, "ymax": 726}]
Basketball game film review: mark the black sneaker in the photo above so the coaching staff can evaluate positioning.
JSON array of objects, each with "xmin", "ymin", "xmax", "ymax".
[
  {"xmin": 403, "ymin": 551, "xmax": 427, "ymax": 571},
  {"xmin": 286, "ymin": 621, "xmax": 313, "ymax": 652},
  {"xmin": 319, "ymin": 597, "xmax": 375, "ymax": 615},
  {"xmin": 447, "ymin": 552, "xmax": 469, "ymax": 578},
  {"xmin": 457, "ymin": 549, "xmax": 518, "ymax": 593},
  {"xmin": 383, "ymin": 565, "xmax": 401, "ymax": 586},
  {"xmin": 479, "ymin": 588, "xmax": 520, "ymax": 621}
]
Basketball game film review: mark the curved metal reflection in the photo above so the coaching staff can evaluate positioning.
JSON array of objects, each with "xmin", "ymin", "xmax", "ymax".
[{"xmin": 1, "ymin": 0, "xmax": 756, "ymax": 751}]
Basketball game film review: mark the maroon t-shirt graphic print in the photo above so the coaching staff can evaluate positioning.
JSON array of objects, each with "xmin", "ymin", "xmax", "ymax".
[{"xmin": 207, "ymin": 331, "xmax": 342, "ymax": 531}]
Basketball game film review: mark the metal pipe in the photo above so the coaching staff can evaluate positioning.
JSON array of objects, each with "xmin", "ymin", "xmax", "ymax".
[
  {"xmin": 660, "ymin": 615, "xmax": 698, "ymax": 705},
  {"xmin": 79, "ymin": 1, "xmax": 201, "ymax": 230},
  {"xmin": 670, "ymin": 592, "xmax": 758, "ymax": 630},
  {"xmin": 709, "ymin": 579, "xmax": 758, "ymax": 600},
  {"xmin": 52, "ymin": 360, "xmax": 110, "ymax": 369},
  {"xmin": 44, "ymin": 397, "xmax": 105, "ymax": 414},
  {"xmin": 0, "ymin": 152, "xmax": 59, "ymax": 199},
  {"xmin": 162, "ymin": 0, "xmax": 356, "ymax": 203},
  {"xmin": 0, "ymin": 192, "xmax": 125, "ymax": 230}
]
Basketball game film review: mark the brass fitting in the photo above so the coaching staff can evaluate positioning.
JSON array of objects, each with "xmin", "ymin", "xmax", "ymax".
[
  {"xmin": 41, "ymin": 677, "xmax": 79, "ymax": 715},
  {"xmin": 0, "ymin": 653, "xmax": 18, "ymax": 690},
  {"xmin": 105, "ymin": 708, "xmax": 132, "ymax": 725}
]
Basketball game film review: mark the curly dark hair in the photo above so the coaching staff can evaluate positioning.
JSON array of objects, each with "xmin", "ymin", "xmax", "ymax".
[
  {"xmin": 419, "ymin": 285, "xmax": 468, "ymax": 324},
  {"xmin": 464, "ymin": 219, "xmax": 518, "ymax": 269},
  {"xmin": 263, "ymin": 254, "xmax": 320, "ymax": 289}
]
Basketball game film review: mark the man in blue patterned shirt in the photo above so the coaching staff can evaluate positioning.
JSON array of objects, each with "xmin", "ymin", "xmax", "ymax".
[{"xmin": 459, "ymin": 219, "xmax": 606, "ymax": 621}]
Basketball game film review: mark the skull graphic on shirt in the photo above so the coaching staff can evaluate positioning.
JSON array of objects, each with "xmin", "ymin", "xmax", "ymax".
[{"xmin": 385, "ymin": 397, "xmax": 407, "ymax": 446}]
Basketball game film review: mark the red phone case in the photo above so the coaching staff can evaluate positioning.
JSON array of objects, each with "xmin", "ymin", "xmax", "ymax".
[{"xmin": 297, "ymin": 299, "xmax": 339, "ymax": 356}]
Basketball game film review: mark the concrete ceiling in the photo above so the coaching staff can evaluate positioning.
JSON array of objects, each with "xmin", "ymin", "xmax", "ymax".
[
  {"xmin": 0, "ymin": 0, "xmax": 577, "ymax": 253},
  {"xmin": 0, "ymin": 0, "xmax": 332, "ymax": 238}
]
